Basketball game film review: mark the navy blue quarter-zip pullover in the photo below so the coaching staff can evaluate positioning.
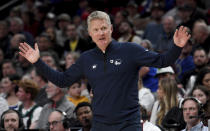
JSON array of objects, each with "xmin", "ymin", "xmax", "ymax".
[{"xmin": 34, "ymin": 40, "xmax": 182, "ymax": 124}]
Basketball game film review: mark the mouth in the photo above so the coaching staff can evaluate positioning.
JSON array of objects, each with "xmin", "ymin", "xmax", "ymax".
[{"xmin": 99, "ymin": 37, "xmax": 106, "ymax": 41}]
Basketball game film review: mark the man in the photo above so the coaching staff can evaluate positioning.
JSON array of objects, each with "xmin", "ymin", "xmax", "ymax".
[
  {"xmin": 181, "ymin": 47, "xmax": 208, "ymax": 95},
  {"xmin": 30, "ymin": 67, "xmax": 50, "ymax": 106},
  {"xmin": 36, "ymin": 81, "xmax": 75, "ymax": 129},
  {"xmin": 0, "ymin": 109, "xmax": 24, "ymax": 131},
  {"xmin": 75, "ymin": 102, "xmax": 92, "ymax": 131},
  {"xmin": 19, "ymin": 11, "xmax": 190, "ymax": 131},
  {"xmin": 47, "ymin": 110, "xmax": 71, "ymax": 131},
  {"xmin": 16, "ymin": 79, "xmax": 43, "ymax": 129},
  {"xmin": 181, "ymin": 97, "xmax": 208, "ymax": 131}
]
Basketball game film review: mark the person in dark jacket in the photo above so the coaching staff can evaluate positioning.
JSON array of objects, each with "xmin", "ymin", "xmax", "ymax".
[{"xmin": 19, "ymin": 11, "xmax": 191, "ymax": 131}]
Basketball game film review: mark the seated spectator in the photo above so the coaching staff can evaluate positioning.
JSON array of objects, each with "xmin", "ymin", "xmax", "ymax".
[
  {"xmin": 0, "ymin": 97, "xmax": 9, "ymax": 118},
  {"xmin": 64, "ymin": 51, "xmax": 80, "ymax": 70},
  {"xmin": 195, "ymin": 67, "xmax": 210, "ymax": 90},
  {"xmin": 30, "ymin": 67, "xmax": 50, "ymax": 107},
  {"xmin": 140, "ymin": 105, "xmax": 161, "ymax": 131},
  {"xmin": 191, "ymin": 85, "xmax": 210, "ymax": 126},
  {"xmin": 139, "ymin": 39, "xmax": 158, "ymax": 93},
  {"xmin": 150, "ymin": 78, "xmax": 179, "ymax": 129},
  {"xmin": 175, "ymin": 38, "xmax": 195, "ymax": 80},
  {"xmin": 0, "ymin": 109, "xmax": 24, "ymax": 131},
  {"xmin": 1, "ymin": 75, "xmax": 21, "ymax": 110},
  {"xmin": 16, "ymin": 79, "xmax": 43, "ymax": 129},
  {"xmin": 74, "ymin": 102, "xmax": 92, "ymax": 131},
  {"xmin": 47, "ymin": 110, "xmax": 71, "ymax": 131},
  {"xmin": 118, "ymin": 20, "xmax": 142, "ymax": 44},
  {"xmin": 67, "ymin": 81, "xmax": 89, "ymax": 107},
  {"xmin": 181, "ymin": 97, "xmax": 208, "ymax": 131},
  {"xmin": 36, "ymin": 81, "xmax": 75, "ymax": 129},
  {"xmin": 138, "ymin": 77, "xmax": 155, "ymax": 117}
]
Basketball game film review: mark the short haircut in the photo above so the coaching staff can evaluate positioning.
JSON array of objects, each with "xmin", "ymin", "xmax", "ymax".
[
  {"xmin": 74, "ymin": 102, "xmax": 91, "ymax": 115},
  {"xmin": 87, "ymin": 11, "xmax": 111, "ymax": 30}
]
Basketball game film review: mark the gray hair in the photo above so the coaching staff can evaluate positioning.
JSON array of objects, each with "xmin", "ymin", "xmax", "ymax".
[{"xmin": 87, "ymin": 11, "xmax": 111, "ymax": 30}]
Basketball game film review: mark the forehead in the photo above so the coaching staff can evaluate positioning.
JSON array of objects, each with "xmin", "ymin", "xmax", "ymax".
[
  {"xmin": 183, "ymin": 100, "xmax": 197, "ymax": 108},
  {"xmin": 89, "ymin": 19, "xmax": 109, "ymax": 28},
  {"xmin": 4, "ymin": 112, "xmax": 19, "ymax": 119},
  {"xmin": 77, "ymin": 106, "xmax": 91, "ymax": 113},
  {"xmin": 49, "ymin": 111, "xmax": 62, "ymax": 121}
]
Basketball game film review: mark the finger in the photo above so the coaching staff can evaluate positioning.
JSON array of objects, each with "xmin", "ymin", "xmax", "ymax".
[
  {"xmin": 21, "ymin": 42, "xmax": 31, "ymax": 52},
  {"xmin": 179, "ymin": 26, "xmax": 184, "ymax": 31},
  {"xmin": 19, "ymin": 46, "xmax": 27, "ymax": 53},
  {"xmin": 174, "ymin": 29, "xmax": 178, "ymax": 37},
  {"xmin": 19, "ymin": 51, "xmax": 25, "ymax": 57},
  {"xmin": 34, "ymin": 43, "xmax": 38, "ymax": 51},
  {"xmin": 23, "ymin": 42, "xmax": 31, "ymax": 50}
]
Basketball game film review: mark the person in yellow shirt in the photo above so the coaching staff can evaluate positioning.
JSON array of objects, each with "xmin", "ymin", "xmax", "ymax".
[{"xmin": 67, "ymin": 81, "xmax": 89, "ymax": 106}]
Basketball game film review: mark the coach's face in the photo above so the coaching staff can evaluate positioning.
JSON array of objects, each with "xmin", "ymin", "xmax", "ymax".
[{"xmin": 88, "ymin": 18, "xmax": 113, "ymax": 51}]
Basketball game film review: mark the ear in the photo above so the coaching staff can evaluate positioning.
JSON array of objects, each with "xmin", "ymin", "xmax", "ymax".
[{"xmin": 110, "ymin": 24, "xmax": 113, "ymax": 33}]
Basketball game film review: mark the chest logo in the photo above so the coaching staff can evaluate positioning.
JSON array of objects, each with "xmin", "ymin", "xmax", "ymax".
[
  {"xmin": 114, "ymin": 59, "xmax": 122, "ymax": 66},
  {"xmin": 92, "ymin": 64, "xmax": 97, "ymax": 69}
]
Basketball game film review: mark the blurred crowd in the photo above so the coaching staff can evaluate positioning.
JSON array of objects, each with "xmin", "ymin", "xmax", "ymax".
[{"xmin": 0, "ymin": 0, "xmax": 210, "ymax": 130}]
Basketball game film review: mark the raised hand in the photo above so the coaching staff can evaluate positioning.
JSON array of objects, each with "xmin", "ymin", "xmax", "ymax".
[
  {"xmin": 19, "ymin": 42, "xmax": 40, "ymax": 64},
  {"xmin": 173, "ymin": 26, "xmax": 191, "ymax": 48}
]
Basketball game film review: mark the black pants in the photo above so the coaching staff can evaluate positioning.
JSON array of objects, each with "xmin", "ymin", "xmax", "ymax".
[{"xmin": 91, "ymin": 118, "xmax": 142, "ymax": 131}]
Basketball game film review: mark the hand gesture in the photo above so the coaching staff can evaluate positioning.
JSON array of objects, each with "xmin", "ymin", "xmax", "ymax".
[
  {"xmin": 173, "ymin": 26, "xmax": 191, "ymax": 47},
  {"xmin": 19, "ymin": 42, "xmax": 40, "ymax": 64}
]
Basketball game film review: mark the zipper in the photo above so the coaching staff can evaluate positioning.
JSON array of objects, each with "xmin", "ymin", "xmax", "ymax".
[{"xmin": 103, "ymin": 53, "xmax": 107, "ymax": 72}]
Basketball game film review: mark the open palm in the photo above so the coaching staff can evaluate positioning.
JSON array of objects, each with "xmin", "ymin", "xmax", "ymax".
[
  {"xmin": 173, "ymin": 26, "xmax": 191, "ymax": 47},
  {"xmin": 19, "ymin": 42, "xmax": 40, "ymax": 64}
]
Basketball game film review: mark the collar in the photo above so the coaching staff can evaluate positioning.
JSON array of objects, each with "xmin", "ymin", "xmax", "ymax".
[
  {"xmin": 50, "ymin": 95, "xmax": 66, "ymax": 108},
  {"xmin": 95, "ymin": 40, "xmax": 115, "ymax": 54},
  {"xmin": 185, "ymin": 121, "xmax": 204, "ymax": 131}
]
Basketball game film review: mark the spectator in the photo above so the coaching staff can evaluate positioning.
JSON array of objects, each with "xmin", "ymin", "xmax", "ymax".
[
  {"xmin": 163, "ymin": 0, "xmax": 184, "ymax": 25},
  {"xmin": 191, "ymin": 85, "xmax": 210, "ymax": 126},
  {"xmin": 47, "ymin": 110, "xmax": 71, "ymax": 131},
  {"xmin": 154, "ymin": 16, "xmax": 176, "ymax": 53},
  {"xmin": 74, "ymin": 102, "xmax": 92, "ymax": 131},
  {"xmin": 118, "ymin": 20, "xmax": 142, "ymax": 44},
  {"xmin": 36, "ymin": 81, "xmax": 75, "ymax": 129},
  {"xmin": 63, "ymin": 23, "xmax": 91, "ymax": 54},
  {"xmin": 0, "ymin": 97, "xmax": 9, "ymax": 118},
  {"xmin": 56, "ymin": 13, "xmax": 71, "ymax": 47},
  {"xmin": 181, "ymin": 47, "xmax": 208, "ymax": 95},
  {"xmin": 143, "ymin": 2, "xmax": 165, "ymax": 46},
  {"xmin": 150, "ymin": 78, "xmax": 179, "ymax": 129},
  {"xmin": 139, "ymin": 39, "xmax": 158, "ymax": 93},
  {"xmin": 175, "ymin": 38, "xmax": 195, "ymax": 80},
  {"xmin": 64, "ymin": 51, "xmax": 80, "ymax": 70},
  {"xmin": 0, "ymin": 20, "xmax": 11, "ymax": 58},
  {"xmin": 192, "ymin": 21, "xmax": 210, "ymax": 56},
  {"xmin": 16, "ymin": 79, "xmax": 43, "ymax": 129},
  {"xmin": 67, "ymin": 81, "xmax": 89, "ymax": 107},
  {"xmin": 195, "ymin": 67, "xmax": 210, "ymax": 89},
  {"xmin": 140, "ymin": 105, "xmax": 161, "ymax": 131},
  {"xmin": 138, "ymin": 77, "xmax": 155, "ymax": 118},
  {"xmin": 181, "ymin": 97, "xmax": 208, "ymax": 131},
  {"xmin": 9, "ymin": 17, "xmax": 34, "ymax": 45},
  {"xmin": 1, "ymin": 60, "xmax": 21, "ymax": 78},
  {"xmin": 112, "ymin": 10, "xmax": 128, "ymax": 40},
  {"xmin": 0, "ymin": 109, "xmax": 24, "ymax": 131},
  {"xmin": 30, "ymin": 67, "xmax": 50, "ymax": 107},
  {"xmin": 40, "ymin": 51, "xmax": 59, "ymax": 70},
  {"xmin": 1, "ymin": 75, "xmax": 21, "ymax": 110}
]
